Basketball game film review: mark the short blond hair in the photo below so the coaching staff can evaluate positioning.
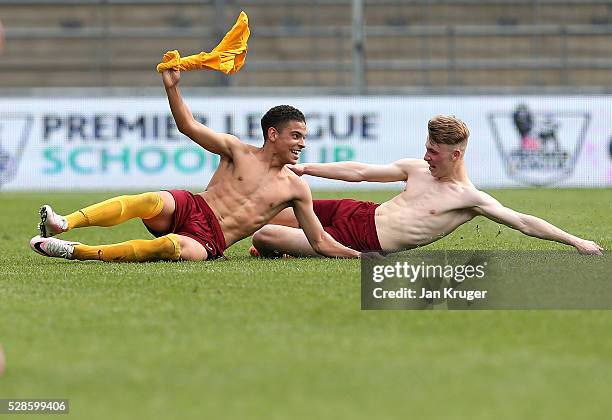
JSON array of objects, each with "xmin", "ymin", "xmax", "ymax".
[{"xmin": 428, "ymin": 115, "xmax": 470, "ymax": 147}]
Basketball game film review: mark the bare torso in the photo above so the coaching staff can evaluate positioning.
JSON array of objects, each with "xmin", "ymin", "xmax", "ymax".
[
  {"xmin": 199, "ymin": 145, "xmax": 297, "ymax": 247},
  {"xmin": 374, "ymin": 162, "xmax": 478, "ymax": 250}
]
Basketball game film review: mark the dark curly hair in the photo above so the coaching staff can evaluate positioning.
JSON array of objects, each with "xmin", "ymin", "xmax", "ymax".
[{"xmin": 261, "ymin": 105, "xmax": 306, "ymax": 142}]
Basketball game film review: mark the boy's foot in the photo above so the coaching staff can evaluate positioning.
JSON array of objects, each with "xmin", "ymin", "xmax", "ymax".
[
  {"xmin": 248, "ymin": 245, "xmax": 261, "ymax": 257},
  {"xmin": 38, "ymin": 205, "xmax": 68, "ymax": 237},
  {"xmin": 248, "ymin": 245, "xmax": 290, "ymax": 259},
  {"xmin": 30, "ymin": 235, "xmax": 80, "ymax": 259}
]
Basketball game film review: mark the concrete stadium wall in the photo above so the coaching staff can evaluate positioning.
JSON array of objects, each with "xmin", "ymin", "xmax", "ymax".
[
  {"xmin": 0, "ymin": 95, "xmax": 610, "ymax": 191},
  {"xmin": 2, "ymin": 2, "xmax": 612, "ymax": 89}
]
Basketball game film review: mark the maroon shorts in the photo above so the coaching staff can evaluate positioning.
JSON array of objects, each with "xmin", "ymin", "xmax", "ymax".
[
  {"xmin": 313, "ymin": 199, "xmax": 382, "ymax": 252},
  {"xmin": 145, "ymin": 190, "xmax": 227, "ymax": 260}
]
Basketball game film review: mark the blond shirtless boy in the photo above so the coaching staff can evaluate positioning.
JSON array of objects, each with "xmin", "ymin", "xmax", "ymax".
[
  {"xmin": 251, "ymin": 115, "xmax": 603, "ymax": 257},
  {"xmin": 29, "ymin": 69, "xmax": 359, "ymax": 261}
]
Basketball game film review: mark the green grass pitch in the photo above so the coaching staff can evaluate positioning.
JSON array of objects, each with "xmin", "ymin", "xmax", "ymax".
[{"xmin": 0, "ymin": 188, "xmax": 610, "ymax": 419}]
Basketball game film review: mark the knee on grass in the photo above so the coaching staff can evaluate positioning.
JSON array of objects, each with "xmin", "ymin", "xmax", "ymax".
[
  {"xmin": 252, "ymin": 226, "xmax": 284, "ymax": 257},
  {"xmin": 252, "ymin": 226, "xmax": 274, "ymax": 248},
  {"xmin": 175, "ymin": 235, "xmax": 209, "ymax": 262}
]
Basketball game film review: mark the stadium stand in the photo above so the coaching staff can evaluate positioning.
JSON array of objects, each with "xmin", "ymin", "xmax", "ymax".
[{"xmin": 0, "ymin": 0, "xmax": 611, "ymax": 91}]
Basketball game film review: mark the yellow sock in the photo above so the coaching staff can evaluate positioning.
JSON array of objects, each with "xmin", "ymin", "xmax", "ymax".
[
  {"xmin": 72, "ymin": 234, "xmax": 181, "ymax": 262},
  {"xmin": 65, "ymin": 192, "xmax": 163, "ymax": 230}
]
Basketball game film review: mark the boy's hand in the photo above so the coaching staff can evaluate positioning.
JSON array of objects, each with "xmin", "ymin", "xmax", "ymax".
[
  {"xmin": 574, "ymin": 239, "xmax": 603, "ymax": 256},
  {"xmin": 287, "ymin": 164, "xmax": 305, "ymax": 176},
  {"xmin": 162, "ymin": 69, "xmax": 180, "ymax": 89}
]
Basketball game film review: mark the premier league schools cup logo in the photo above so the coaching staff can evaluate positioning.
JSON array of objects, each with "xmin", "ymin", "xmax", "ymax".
[
  {"xmin": 488, "ymin": 104, "xmax": 590, "ymax": 186},
  {"xmin": 0, "ymin": 114, "xmax": 34, "ymax": 189}
]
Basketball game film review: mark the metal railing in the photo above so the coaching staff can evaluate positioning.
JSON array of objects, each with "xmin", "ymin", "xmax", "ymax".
[{"xmin": 1, "ymin": 0, "xmax": 612, "ymax": 93}]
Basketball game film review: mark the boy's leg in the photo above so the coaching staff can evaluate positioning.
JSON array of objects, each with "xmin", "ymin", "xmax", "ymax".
[
  {"xmin": 40, "ymin": 192, "xmax": 168, "ymax": 237},
  {"xmin": 266, "ymin": 208, "xmax": 300, "ymax": 228},
  {"xmin": 252, "ymin": 225, "xmax": 319, "ymax": 257},
  {"xmin": 65, "ymin": 192, "xmax": 165, "ymax": 230},
  {"xmin": 33, "ymin": 190, "xmax": 211, "ymax": 262},
  {"xmin": 32, "ymin": 233, "xmax": 207, "ymax": 262},
  {"xmin": 71, "ymin": 235, "xmax": 181, "ymax": 262},
  {"xmin": 140, "ymin": 191, "xmax": 175, "ymax": 234},
  {"xmin": 266, "ymin": 201, "xmax": 340, "ymax": 229}
]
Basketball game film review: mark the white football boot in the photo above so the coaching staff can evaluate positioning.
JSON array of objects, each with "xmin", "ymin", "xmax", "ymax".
[
  {"xmin": 38, "ymin": 205, "xmax": 68, "ymax": 238},
  {"xmin": 30, "ymin": 235, "xmax": 80, "ymax": 260}
]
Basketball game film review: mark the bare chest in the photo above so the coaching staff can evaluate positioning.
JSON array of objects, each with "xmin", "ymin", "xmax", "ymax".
[
  {"xmin": 377, "ymin": 184, "xmax": 474, "ymax": 248},
  {"xmin": 400, "ymin": 182, "xmax": 470, "ymax": 216},
  {"xmin": 218, "ymin": 160, "xmax": 295, "ymax": 211}
]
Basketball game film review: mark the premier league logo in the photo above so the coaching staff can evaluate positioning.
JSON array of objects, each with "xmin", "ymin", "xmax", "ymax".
[
  {"xmin": 488, "ymin": 104, "xmax": 590, "ymax": 186},
  {"xmin": 0, "ymin": 113, "xmax": 34, "ymax": 189}
]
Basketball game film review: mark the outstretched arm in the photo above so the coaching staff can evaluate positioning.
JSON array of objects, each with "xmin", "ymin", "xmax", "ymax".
[
  {"xmin": 473, "ymin": 191, "xmax": 603, "ymax": 255},
  {"xmin": 292, "ymin": 178, "xmax": 360, "ymax": 258},
  {"xmin": 290, "ymin": 159, "xmax": 422, "ymax": 182},
  {"xmin": 162, "ymin": 69, "xmax": 242, "ymax": 157}
]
